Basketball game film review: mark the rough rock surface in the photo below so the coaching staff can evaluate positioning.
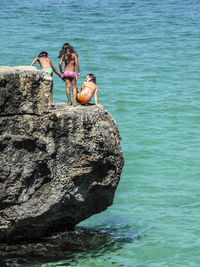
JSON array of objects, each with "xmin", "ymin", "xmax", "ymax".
[
  {"xmin": 0, "ymin": 66, "xmax": 124, "ymax": 243},
  {"xmin": 0, "ymin": 66, "xmax": 52, "ymax": 115}
]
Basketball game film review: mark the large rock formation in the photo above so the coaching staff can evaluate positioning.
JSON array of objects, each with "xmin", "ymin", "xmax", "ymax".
[{"xmin": 0, "ymin": 66, "xmax": 124, "ymax": 243}]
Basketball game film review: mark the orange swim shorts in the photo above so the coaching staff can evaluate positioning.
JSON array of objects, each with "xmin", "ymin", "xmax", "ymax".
[{"xmin": 77, "ymin": 93, "xmax": 90, "ymax": 104}]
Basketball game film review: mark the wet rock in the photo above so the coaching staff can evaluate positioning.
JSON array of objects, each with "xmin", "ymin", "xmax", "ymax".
[{"xmin": 0, "ymin": 227, "xmax": 117, "ymax": 266}]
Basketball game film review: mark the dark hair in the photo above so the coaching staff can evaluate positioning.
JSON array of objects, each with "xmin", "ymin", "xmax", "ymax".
[
  {"xmin": 88, "ymin": 74, "xmax": 96, "ymax": 84},
  {"xmin": 38, "ymin": 51, "xmax": 48, "ymax": 57},
  {"xmin": 58, "ymin": 43, "xmax": 78, "ymax": 58}
]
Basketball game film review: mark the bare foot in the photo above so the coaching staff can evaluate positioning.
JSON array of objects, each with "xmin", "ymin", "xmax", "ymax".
[
  {"xmin": 50, "ymin": 102, "xmax": 55, "ymax": 107},
  {"xmin": 67, "ymin": 102, "xmax": 72, "ymax": 106},
  {"xmin": 73, "ymin": 103, "xmax": 79, "ymax": 106}
]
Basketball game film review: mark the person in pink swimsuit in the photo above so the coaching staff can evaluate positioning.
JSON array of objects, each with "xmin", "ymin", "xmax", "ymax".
[{"xmin": 58, "ymin": 43, "xmax": 80, "ymax": 106}]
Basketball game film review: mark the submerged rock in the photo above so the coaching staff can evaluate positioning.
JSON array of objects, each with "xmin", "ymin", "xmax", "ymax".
[
  {"xmin": 0, "ymin": 227, "xmax": 119, "ymax": 267},
  {"xmin": 0, "ymin": 66, "xmax": 124, "ymax": 243},
  {"xmin": 0, "ymin": 227, "xmax": 117, "ymax": 266}
]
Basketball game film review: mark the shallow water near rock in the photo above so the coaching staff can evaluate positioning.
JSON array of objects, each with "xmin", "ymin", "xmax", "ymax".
[
  {"xmin": 0, "ymin": 227, "xmax": 123, "ymax": 266},
  {"xmin": 1, "ymin": 0, "xmax": 200, "ymax": 266}
]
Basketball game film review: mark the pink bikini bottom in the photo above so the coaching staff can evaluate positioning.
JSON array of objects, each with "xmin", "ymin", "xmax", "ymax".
[{"xmin": 61, "ymin": 71, "xmax": 78, "ymax": 80}]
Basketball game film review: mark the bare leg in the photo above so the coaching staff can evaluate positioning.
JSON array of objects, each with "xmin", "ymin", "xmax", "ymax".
[
  {"xmin": 50, "ymin": 80, "xmax": 55, "ymax": 107},
  {"xmin": 72, "ymin": 78, "xmax": 79, "ymax": 106},
  {"xmin": 65, "ymin": 79, "xmax": 72, "ymax": 105}
]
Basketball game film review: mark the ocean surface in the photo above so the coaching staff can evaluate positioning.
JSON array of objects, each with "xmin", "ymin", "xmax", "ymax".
[{"xmin": 1, "ymin": 0, "xmax": 200, "ymax": 266}]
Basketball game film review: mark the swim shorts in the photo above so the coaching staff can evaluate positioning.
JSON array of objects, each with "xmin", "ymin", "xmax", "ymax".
[{"xmin": 42, "ymin": 67, "xmax": 53, "ymax": 75}]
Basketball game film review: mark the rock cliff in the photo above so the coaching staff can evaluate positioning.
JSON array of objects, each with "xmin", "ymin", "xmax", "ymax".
[{"xmin": 0, "ymin": 66, "xmax": 124, "ymax": 243}]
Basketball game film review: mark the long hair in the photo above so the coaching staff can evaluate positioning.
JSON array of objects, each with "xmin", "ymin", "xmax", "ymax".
[{"xmin": 58, "ymin": 43, "xmax": 78, "ymax": 59}]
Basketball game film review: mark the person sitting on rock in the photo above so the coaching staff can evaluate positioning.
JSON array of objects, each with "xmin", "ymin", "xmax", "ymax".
[
  {"xmin": 77, "ymin": 74, "xmax": 101, "ymax": 106},
  {"xmin": 30, "ymin": 51, "xmax": 61, "ymax": 107}
]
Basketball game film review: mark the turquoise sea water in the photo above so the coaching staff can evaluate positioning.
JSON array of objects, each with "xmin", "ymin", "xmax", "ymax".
[{"xmin": 1, "ymin": 0, "xmax": 200, "ymax": 266}]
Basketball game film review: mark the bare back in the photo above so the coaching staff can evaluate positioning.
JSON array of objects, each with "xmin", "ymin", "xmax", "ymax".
[
  {"xmin": 63, "ymin": 53, "xmax": 77, "ymax": 72},
  {"xmin": 80, "ymin": 81, "xmax": 98, "ymax": 101},
  {"xmin": 38, "ymin": 57, "xmax": 52, "ymax": 69}
]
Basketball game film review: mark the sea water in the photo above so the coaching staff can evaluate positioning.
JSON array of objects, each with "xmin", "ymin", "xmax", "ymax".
[{"xmin": 1, "ymin": 0, "xmax": 200, "ymax": 266}]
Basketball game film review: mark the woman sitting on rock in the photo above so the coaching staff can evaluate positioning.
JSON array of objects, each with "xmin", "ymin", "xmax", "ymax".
[{"xmin": 78, "ymin": 74, "xmax": 101, "ymax": 106}]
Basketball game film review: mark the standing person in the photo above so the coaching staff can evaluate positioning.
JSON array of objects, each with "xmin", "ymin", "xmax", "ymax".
[
  {"xmin": 30, "ymin": 51, "xmax": 61, "ymax": 107},
  {"xmin": 78, "ymin": 74, "xmax": 101, "ymax": 106},
  {"xmin": 58, "ymin": 43, "xmax": 80, "ymax": 106}
]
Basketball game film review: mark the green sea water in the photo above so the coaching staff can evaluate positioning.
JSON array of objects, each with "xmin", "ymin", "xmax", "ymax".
[{"xmin": 1, "ymin": 0, "xmax": 200, "ymax": 266}]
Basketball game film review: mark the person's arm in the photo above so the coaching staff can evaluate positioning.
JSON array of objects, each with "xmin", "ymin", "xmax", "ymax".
[
  {"xmin": 75, "ymin": 54, "xmax": 80, "ymax": 78},
  {"xmin": 51, "ymin": 61, "xmax": 61, "ymax": 77},
  {"xmin": 30, "ymin": 57, "xmax": 39, "ymax": 66},
  {"xmin": 94, "ymin": 87, "xmax": 101, "ymax": 106},
  {"xmin": 59, "ymin": 56, "xmax": 64, "ymax": 73},
  {"xmin": 81, "ymin": 82, "xmax": 86, "ymax": 91}
]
